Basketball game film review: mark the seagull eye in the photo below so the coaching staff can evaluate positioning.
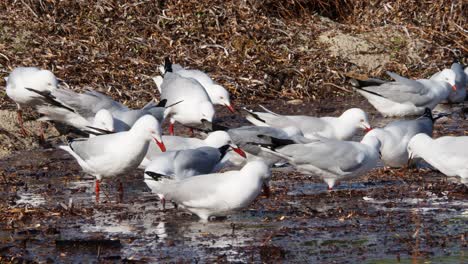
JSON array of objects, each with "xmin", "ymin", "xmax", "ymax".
[
  {"xmin": 360, "ymin": 119, "xmax": 364, "ymax": 122},
  {"xmin": 220, "ymin": 96, "xmax": 224, "ymax": 99}
]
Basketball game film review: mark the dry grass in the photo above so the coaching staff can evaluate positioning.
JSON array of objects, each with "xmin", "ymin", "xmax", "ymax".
[{"xmin": 0, "ymin": 0, "xmax": 466, "ymax": 108}]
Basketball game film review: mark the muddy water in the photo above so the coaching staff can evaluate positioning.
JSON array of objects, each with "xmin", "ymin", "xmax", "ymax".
[{"xmin": 0, "ymin": 97, "xmax": 467, "ymax": 263}]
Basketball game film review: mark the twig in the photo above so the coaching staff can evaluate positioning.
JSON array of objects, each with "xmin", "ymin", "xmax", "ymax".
[{"xmin": 323, "ymin": 82, "xmax": 352, "ymax": 93}]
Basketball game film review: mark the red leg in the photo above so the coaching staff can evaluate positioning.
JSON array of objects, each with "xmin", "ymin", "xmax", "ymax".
[
  {"xmin": 17, "ymin": 109, "xmax": 28, "ymax": 136},
  {"xmin": 118, "ymin": 181, "xmax": 124, "ymax": 202},
  {"xmin": 189, "ymin": 127, "xmax": 194, "ymax": 137},
  {"xmin": 169, "ymin": 123, "xmax": 175, "ymax": 136},
  {"xmin": 327, "ymin": 186, "xmax": 333, "ymax": 191},
  {"xmin": 161, "ymin": 197, "xmax": 166, "ymax": 210},
  {"xmin": 95, "ymin": 180, "xmax": 100, "ymax": 202}
]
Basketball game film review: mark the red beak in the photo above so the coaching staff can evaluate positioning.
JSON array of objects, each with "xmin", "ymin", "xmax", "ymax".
[
  {"xmin": 225, "ymin": 103, "xmax": 235, "ymax": 113},
  {"xmin": 262, "ymin": 183, "xmax": 270, "ymax": 198},
  {"xmin": 232, "ymin": 147, "xmax": 246, "ymax": 158},
  {"xmin": 153, "ymin": 138, "xmax": 166, "ymax": 152},
  {"xmin": 452, "ymin": 85, "xmax": 457, "ymax": 91},
  {"xmin": 364, "ymin": 127, "xmax": 373, "ymax": 133}
]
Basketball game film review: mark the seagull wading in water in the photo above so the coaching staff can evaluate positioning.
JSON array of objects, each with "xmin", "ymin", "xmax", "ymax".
[
  {"xmin": 258, "ymin": 134, "xmax": 381, "ymax": 189},
  {"xmin": 141, "ymin": 130, "xmax": 246, "ymax": 168},
  {"xmin": 146, "ymin": 160, "xmax": 271, "ymax": 222},
  {"xmin": 144, "ymin": 145, "xmax": 244, "ymax": 209},
  {"xmin": 361, "ymin": 108, "xmax": 442, "ymax": 168},
  {"xmin": 60, "ymin": 115, "xmax": 166, "ymax": 201},
  {"xmin": 407, "ymin": 134, "xmax": 468, "ymax": 184}
]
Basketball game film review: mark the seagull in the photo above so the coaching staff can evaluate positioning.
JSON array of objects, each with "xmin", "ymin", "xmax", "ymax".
[
  {"xmin": 4, "ymin": 67, "xmax": 66, "ymax": 135},
  {"xmin": 155, "ymin": 62, "xmax": 234, "ymax": 113},
  {"xmin": 224, "ymin": 125, "xmax": 312, "ymax": 166},
  {"xmin": 407, "ymin": 134, "xmax": 468, "ymax": 183},
  {"xmin": 145, "ymin": 160, "xmax": 271, "ymax": 222},
  {"xmin": 141, "ymin": 130, "xmax": 246, "ymax": 168},
  {"xmin": 431, "ymin": 62, "xmax": 467, "ymax": 103},
  {"xmin": 354, "ymin": 70, "xmax": 457, "ymax": 117},
  {"xmin": 59, "ymin": 115, "xmax": 166, "ymax": 201},
  {"xmin": 36, "ymin": 106, "xmax": 115, "ymax": 136},
  {"xmin": 144, "ymin": 145, "xmax": 236, "ymax": 208},
  {"xmin": 33, "ymin": 88, "xmax": 169, "ymax": 132},
  {"xmin": 362, "ymin": 108, "xmax": 441, "ymax": 168},
  {"xmin": 258, "ymin": 135, "xmax": 381, "ymax": 189},
  {"xmin": 158, "ymin": 58, "xmax": 215, "ymax": 135},
  {"xmin": 244, "ymin": 106, "xmax": 371, "ymax": 140}
]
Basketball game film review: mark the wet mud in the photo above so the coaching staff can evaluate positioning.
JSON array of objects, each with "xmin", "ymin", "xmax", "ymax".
[{"xmin": 0, "ymin": 97, "xmax": 467, "ymax": 263}]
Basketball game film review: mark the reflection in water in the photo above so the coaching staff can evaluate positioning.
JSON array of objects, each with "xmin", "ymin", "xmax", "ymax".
[{"xmin": 16, "ymin": 192, "xmax": 46, "ymax": 207}]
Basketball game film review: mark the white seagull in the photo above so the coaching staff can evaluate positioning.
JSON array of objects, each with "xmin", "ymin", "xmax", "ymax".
[
  {"xmin": 245, "ymin": 106, "xmax": 371, "ymax": 140},
  {"xmin": 144, "ymin": 145, "xmax": 236, "ymax": 208},
  {"xmin": 362, "ymin": 108, "xmax": 438, "ymax": 168},
  {"xmin": 141, "ymin": 130, "xmax": 246, "ymax": 168},
  {"xmin": 155, "ymin": 62, "xmax": 234, "ymax": 112},
  {"xmin": 354, "ymin": 70, "xmax": 457, "ymax": 117},
  {"xmin": 60, "ymin": 115, "xmax": 166, "ymax": 201},
  {"xmin": 157, "ymin": 58, "xmax": 215, "ymax": 135},
  {"xmin": 4, "ymin": 67, "xmax": 65, "ymax": 135},
  {"xmin": 146, "ymin": 160, "xmax": 271, "ymax": 222},
  {"xmin": 431, "ymin": 62, "xmax": 467, "ymax": 103},
  {"xmin": 407, "ymin": 134, "xmax": 468, "ymax": 183},
  {"xmin": 259, "ymin": 135, "xmax": 381, "ymax": 189},
  {"xmin": 34, "ymin": 88, "xmax": 168, "ymax": 133}
]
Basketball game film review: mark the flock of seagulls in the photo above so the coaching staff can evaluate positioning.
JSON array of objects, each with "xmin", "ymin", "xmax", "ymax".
[{"xmin": 3, "ymin": 58, "xmax": 468, "ymax": 222}]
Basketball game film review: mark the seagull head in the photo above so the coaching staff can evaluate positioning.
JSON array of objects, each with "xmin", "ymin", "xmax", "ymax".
[
  {"xmin": 436, "ymin": 69, "xmax": 457, "ymax": 91},
  {"xmin": 342, "ymin": 108, "xmax": 372, "ymax": 132},
  {"xmin": 210, "ymin": 84, "xmax": 235, "ymax": 113},
  {"xmin": 93, "ymin": 109, "xmax": 114, "ymax": 133},
  {"xmin": 132, "ymin": 115, "xmax": 166, "ymax": 152}
]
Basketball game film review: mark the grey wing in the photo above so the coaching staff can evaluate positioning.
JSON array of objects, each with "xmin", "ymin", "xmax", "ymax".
[
  {"xmin": 278, "ymin": 141, "xmax": 365, "ymax": 173},
  {"xmin": 174, "ymin": 147, "xmax": 221, "ymax": 176},
  {"xmin": 360, "ymin": 81, "xmax": 431, "ymax": 106},
  {"xmin": 53, "ymin": 89, "xmax": 127, "ymax": 118},
  {"xmin": 228, "ymin": 126, "xmax": 290, "ymax": 145},
  {"xmin": 386, "ymin": 118, "xmax": 433, "ymax": 137},
  {"xmin": 69, "ymin": 132, "xmax": 126, "ymax": 161}
]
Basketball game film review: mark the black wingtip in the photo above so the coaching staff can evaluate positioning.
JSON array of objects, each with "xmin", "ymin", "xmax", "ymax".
[
  {"xmin": 155, "ymin": 99, "xmax": 167, "ymax": 108},
  {"xmin": 242, "ymin": 108, "xmax": 266, "ymax": 123},
  {"xmin": 422, "ymin": 107, "xmax": 433, "ymax": 121},
  {"xmin": 354, "ymin": 86, "xmax": 385, "ymax": 98},
  {"xmin": 433, "ymin": 113, "xmax": 450, "ymax": 122},
  {"xmin": 145, "ymin": 171, "xmax": 164, "ymax": 181},
  {"xmin": 257, "ymin": 135, "xmax": 295, "ymax": 149},
  {"xmin": 164, "ymin": 57, "xmax": 173, "ymax": 73},
  {"xmin": 85, "ymin": 126, "xmax": 115, "ymax": 135},
  {"xmin": 200, "ymin": 119, "xmax": 229, "ymax": 132},
  {"xmin": 349, "ymin": 78, "xmax": 388, "ymax": 88},
  {"xmin": 218, "ymin": 144, "xmax": 230, "ymax": 160}
]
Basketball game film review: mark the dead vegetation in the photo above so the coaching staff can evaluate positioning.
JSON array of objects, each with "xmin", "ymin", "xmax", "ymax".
[{"xmin": 0, "ymin": 0, "xmax": 466, "ymax": 108}]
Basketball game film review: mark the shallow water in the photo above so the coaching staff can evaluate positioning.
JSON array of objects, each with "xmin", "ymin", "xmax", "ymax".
[{"xmin": 1, "ymin": 98, "xmax": 467, "ymax": 262}]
